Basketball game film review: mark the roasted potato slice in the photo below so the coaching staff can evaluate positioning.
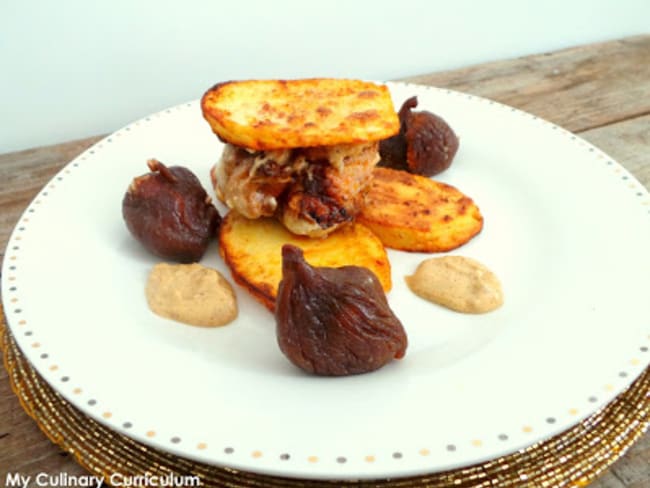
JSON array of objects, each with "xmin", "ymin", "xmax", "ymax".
[
  {"xmin": 201, "ymin": 79, "xmax": 399, "ymax": 150},
  {"xmin": 357, "ymin": 167, "xmax": 483, "ymax": 252},
  {"xmin": 219, "ymin": 211, "xmax": 392, "ymax": 311}
]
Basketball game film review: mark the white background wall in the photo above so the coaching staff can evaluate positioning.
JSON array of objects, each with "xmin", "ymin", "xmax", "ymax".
[{"xmin": 1, "ymin": 0, "xmax": 648, "ymax": 154}]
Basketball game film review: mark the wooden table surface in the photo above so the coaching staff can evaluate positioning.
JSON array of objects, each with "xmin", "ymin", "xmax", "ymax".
[{"xmin": 1, "ymin": 35, "xmax": 649, "ymax": 486}]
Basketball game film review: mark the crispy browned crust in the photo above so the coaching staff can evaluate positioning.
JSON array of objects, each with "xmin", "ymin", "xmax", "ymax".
[
  {"xmin": 218, "ymin": 211, "xmax": 392, "ymax": 312},
  {"xmin": 201, "ymin": 79, "xmax": 399, "ymax": 150},
  {"xmin": 357, "ymin": 167, "xmax": 483, "ymax": 252}
]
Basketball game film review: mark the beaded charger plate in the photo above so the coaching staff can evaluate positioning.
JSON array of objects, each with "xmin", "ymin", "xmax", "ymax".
[
  {"xmin": 2, "ymin": 316, "xmax": 649, "ymax": 487},
  {"xmin": 1, "ymin": 82, "xmax": 650, "ymax": 481}
]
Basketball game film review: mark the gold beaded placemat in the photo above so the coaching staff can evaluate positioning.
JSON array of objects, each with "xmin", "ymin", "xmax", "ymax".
[{"xmin": 2, "ymin": 311, "xmax": 649, "ymax": 488}]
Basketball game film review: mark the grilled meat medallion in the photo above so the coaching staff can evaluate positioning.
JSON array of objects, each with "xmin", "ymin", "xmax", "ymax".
[
  {"xmin": 212, "ymin": 141, "xmax": 379, "ymax": 237},
  {"xmin": 201, "ymin": 79, "xmax": 399, "ymax": 237}
]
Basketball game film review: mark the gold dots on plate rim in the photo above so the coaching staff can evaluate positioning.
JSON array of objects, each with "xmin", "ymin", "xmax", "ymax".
[{"xmin": 4, "ymin": 90, "xmax": 650, "ymax": 472}]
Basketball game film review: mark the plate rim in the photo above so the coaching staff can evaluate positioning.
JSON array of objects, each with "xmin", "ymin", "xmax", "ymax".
[{"xmin": 2, "ymin": 81, "xmax": 650, "ymax": 480}]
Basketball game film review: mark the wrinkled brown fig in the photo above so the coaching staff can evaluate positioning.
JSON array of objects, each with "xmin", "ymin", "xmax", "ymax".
[
  {"xmin": 122, "ymin": 159, "xmax": 221, "ymax": 263},
  {"xmin": 275, "ymin": 244, "xmax": 407, "ymax": 376},
  {"xmin": 379, "ymin": 96, "xmax": 459, "ymax": 176}
]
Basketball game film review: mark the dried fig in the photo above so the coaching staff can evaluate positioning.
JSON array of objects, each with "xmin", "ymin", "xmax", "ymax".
[
  {"xmin": 379, "ymin": 96, "xmax": 459, "ymax": 176},
  {"xmin": 122, "ymin": 159, "xmax": 221, "ymax": 263},
  {"xmin": 275, "ymin": 244, "xmax": 407, "ymax": 376}
]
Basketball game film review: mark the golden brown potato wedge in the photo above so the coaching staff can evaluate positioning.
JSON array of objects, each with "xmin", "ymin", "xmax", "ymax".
[
  {"xmin": 219, "ymin": 211, "xmax": 392, "ymax": 311},
  {"xmin": 201, "ymin": 79, "xmax": 399, "ymax": 150},
  {"xmin": 357, "ymin": 167, "xmax": 483, "ymax": 252}
]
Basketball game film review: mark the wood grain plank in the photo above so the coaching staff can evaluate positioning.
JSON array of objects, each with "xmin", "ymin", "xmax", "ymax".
[
  {"xmin": 592, "ymin": 471, "xmax": 629, "ymax": 488},
  {"xmin": 0, "ymin": 363, "xmax": 87, "ymax": 475},
  {"xmin": 580, "ymin": 114, "xmax": 650, "ymax": 187},
  {"xmin": 1, "ymin": 35, "xmax": 649, "ymax": 486},
  {"xmin": 612, "ymin": 438, "xmax": 650, "ymax": 487},
  {"xmin": 0, "ymin": 136, "xmax": 103, "ymax": 260},
  {"xmin": 404, "ymin": 35, "xmax": 650, "ymax": 133}
]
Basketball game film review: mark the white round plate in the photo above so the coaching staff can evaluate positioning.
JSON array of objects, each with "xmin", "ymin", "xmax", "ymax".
[{"xmin": 3, "ymin": 82, "xmax": 650, "ymax": 480}]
